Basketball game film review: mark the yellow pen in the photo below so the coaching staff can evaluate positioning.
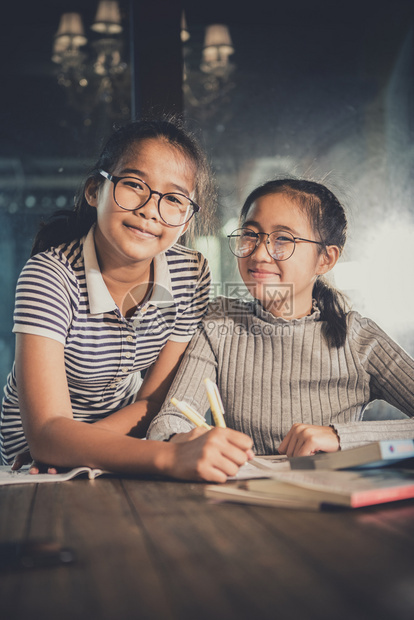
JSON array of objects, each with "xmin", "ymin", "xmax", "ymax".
[
  {"xmin": 203, "ymin": 378, "xmax": 226, "ymax": 428},
  {"xmin": 170, "ymin": 397, "xmax": 211, "ymax": 429},
  {"xmin": 172, "ymin": 391, "xmax": 261, "ymax": 470}
]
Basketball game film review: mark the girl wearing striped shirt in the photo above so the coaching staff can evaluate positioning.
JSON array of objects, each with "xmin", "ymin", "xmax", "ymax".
[
  {"xmin": 148, "ymin": 179, "xmax": 414, "ymax": 456},
  {"xmin": 1, "ymin": 118, "xmax": 253, "ymax": 481}
]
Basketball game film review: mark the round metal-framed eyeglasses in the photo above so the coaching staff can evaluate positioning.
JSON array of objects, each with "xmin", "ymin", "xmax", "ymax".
[
  {"xmin": 227, "ymin": 228, "xmax": 325, "ymax": 261},
  {"xmin": 99, "ymin": 169, "xmax": 200, "ymax": 227}
]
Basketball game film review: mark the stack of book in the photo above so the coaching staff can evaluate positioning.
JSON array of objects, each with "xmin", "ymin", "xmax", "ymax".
[{"xmin": 206, "ymin": 439, "xmax": 414, "ymax": 510}]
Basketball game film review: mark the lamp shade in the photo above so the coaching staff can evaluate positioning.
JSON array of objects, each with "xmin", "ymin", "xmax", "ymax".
[
  {"xmin": 91, "ymin": 1, "xmax": 122, "ymax": 34},
  {"xmin": 202, "ymin": 24, "xmax": 234, "ymax": 70},
  {"xmin": 203, "ymin": 24, "xmax": 233, "ymax": 51},
  {"xmin": 54, "ymin": 13, "xmax": 87, "ymax": 48}
]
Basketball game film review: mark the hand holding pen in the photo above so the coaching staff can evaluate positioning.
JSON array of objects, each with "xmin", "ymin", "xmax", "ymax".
[{"xmin": 170, "ymin": 379, "xmax": 256, "ymax": 477}]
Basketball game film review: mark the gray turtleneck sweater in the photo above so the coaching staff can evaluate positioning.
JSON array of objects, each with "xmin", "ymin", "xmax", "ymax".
[{"xmin": 147, "ymin": 297, "xmax": 414, "ymax": 453}]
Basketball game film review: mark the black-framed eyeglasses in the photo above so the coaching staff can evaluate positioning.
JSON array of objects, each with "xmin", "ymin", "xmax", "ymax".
[
  {"xmin": 99, "ymin": 170, "xmax": 200, "ymax": 227},
  {"xmin": 227, "ymin": 228, "xmax": 325, "ymax": 261}
]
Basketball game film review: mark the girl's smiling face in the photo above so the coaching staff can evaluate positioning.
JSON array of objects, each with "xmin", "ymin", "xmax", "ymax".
[
  {"xmin": 86, "ymin": 137, "xmax": 195, "ymax": 276},
  {"xmin": 238, "ymin": 192, "xmax": 337, "ymax": 319}
]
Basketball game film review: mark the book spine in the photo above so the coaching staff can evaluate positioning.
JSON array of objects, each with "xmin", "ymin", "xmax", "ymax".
[
  {"xmin": 289, "ymin": 458, "xmax": 316, "ymax": 470},
  {"xmin": 379, "ymin": 440, "xmax": 414, "ymax": 461},
  {"xmin": 351, "ymin": 485, "xmax": 414, "ymax": 508}
]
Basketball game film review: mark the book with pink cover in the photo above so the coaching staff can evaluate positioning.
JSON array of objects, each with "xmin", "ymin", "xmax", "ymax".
[{"xmin": 205, "ymin": 467, "xmax": 414, "ymax": 510}]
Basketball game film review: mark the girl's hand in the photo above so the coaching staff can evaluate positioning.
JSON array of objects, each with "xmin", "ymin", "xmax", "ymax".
[
  {"xmin": 278, "ymin": 423, "xmax": 340, "ymax": 457},
  {"xmin": 12, "ymin": 450, "xmax": 58, "ymax": 475},
  {"xmin": 169, "ymin": 427, "xmax": 253, "ymax": 482}
]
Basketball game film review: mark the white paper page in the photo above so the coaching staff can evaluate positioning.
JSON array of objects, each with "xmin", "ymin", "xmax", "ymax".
[{"xmin": 228, "ymin": 456, "xmax": 291, "ymax": 480}]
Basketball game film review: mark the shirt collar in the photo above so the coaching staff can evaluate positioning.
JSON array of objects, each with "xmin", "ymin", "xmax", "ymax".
[
  {"xmin": 84, "ymin": 227, "xmax": 117, "ymax": 315},
  {"xmin": 84, "ymin": 226, "xmax": 175, "ymax": 315},
  {"xmin": 254, "ymin": 299, "xmax": 321, "ymax": 324}
]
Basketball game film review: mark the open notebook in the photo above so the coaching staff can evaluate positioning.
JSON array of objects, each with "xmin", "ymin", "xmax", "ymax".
[{"xmin": 0, "ymin": 466, "xmax": 106, "ymax": 485}]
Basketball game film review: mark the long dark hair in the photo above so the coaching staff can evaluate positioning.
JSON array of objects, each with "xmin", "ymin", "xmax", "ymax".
[
  {"xmin": 31, "ymin": 116, "xmax": 216, "ymax": 255},
  {"xmin": 240, "ymin": 179, "xmax": 348, "ymax": 348}
]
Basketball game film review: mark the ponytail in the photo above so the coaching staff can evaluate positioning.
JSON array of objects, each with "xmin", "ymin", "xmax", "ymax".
[
  {"xmin": 30, "ymin": 204, "xmax": 96, "ymax": 256},
  {"xmin": 313, "ymin": 277, "xmax": 348, "ymax": 348}
]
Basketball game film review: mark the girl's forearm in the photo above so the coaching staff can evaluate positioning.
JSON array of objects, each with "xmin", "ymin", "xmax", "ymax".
[
  {"xmin": 93, "ymin": 399, "xmax": 158, "ymax": 437},
  {"xmin": 29, "ymin": 415, "xmax": 175, "ymax": 475},
  {"xmin": 27, "ymin": 415, "xmax": 255, "ymax": 483}
]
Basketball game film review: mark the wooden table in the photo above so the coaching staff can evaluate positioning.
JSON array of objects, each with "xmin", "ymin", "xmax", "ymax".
[{"xmin": 1, "ymin": 476, "xmax": 414, "ymax": 620}]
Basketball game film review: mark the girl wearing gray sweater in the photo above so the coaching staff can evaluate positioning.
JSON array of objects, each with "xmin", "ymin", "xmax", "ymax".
[{"xmin": 148, "ymin": 179, "xmax": 414, "ymax": 457}]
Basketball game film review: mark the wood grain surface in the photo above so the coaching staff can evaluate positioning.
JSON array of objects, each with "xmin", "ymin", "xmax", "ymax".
[{"xmin": 1, "ymin": 477, "xmax": 413, "ymax": 620}]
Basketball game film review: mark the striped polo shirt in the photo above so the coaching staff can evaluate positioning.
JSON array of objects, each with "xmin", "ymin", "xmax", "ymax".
[{"xmin": 0, "ymin": 227, "xmax": 211, "ymax": 464}]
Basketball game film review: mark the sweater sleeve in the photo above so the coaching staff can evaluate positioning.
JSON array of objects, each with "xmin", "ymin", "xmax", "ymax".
[
  {"xmin": 147, "ymin": 322, "xmax": 218, "ymax": 440},
  {"xmin": 332, "ymin": 313, "xmax": 414, "ymax": 449}
]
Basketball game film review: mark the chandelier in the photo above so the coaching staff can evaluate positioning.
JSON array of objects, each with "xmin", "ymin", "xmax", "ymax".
[
  {"xmin": 52, "ymin": 1, "xmax": 130, "ymax": 121},
  {"xmin": 182, "ymin": 14, "xmax": 236, "ymax": 121}
]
